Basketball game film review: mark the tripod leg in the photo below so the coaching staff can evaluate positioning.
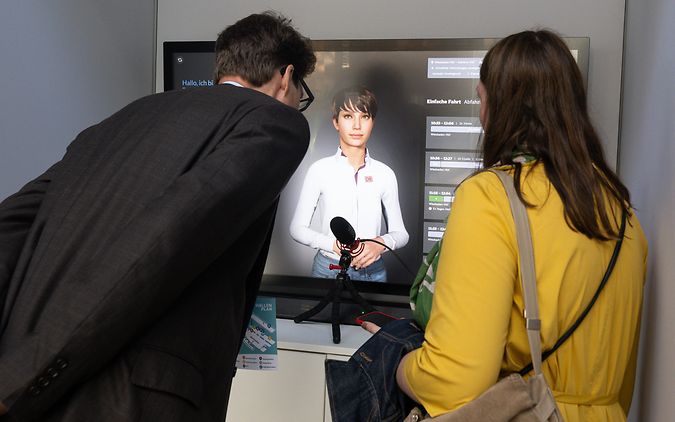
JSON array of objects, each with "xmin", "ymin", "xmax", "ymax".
[
  {"xmin": 343, "ymin": 277, "xmax": 376, "ymax": 313},
  {"xmin": 293, "ymin": 280, "xmax": 339, "ymax": 323},
  {"xmin": 331, "ymin": 281, "xmax": 343, "ymax": 344}
]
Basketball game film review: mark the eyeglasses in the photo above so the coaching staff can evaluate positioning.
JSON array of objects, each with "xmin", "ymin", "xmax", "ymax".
[
  {"xmin": 280, "ymin": 66, "xmax": 314, "ymax": 112},
  {"xmin": 297, "ymin": 78, "xmax": 314, "ymax": 112}
]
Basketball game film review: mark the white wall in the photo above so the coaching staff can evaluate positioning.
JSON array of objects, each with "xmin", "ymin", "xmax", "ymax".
[
  {"xmin": 0, "ymin": 0, "xmax": 157, "ymax": 200},
  {"xmin": 620, "ymin": 0, "xmax": 675, "ymax": 420},
  {"xmin": 156, "ymin": 0, "xmax": 627, "ymax": 167}
]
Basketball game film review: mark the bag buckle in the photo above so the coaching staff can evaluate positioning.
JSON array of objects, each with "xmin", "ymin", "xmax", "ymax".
[{"xmin": 526, "ymin": 318, "xmax": 541, "ymax": 330}]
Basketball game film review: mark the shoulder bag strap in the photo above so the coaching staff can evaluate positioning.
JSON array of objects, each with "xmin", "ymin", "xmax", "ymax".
[{"xmin": 490, "ymin": 169, "xmax": 545, "ymax": 375}]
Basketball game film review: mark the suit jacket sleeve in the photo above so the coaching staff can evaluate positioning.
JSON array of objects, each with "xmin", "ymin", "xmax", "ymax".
[
  {"xmin": 0, "ymin": 161, "xmax": 61, "ymax": 317},
  {"xmin": 0, "ymin": 102, "xmax": 309, "ymax": 418}
]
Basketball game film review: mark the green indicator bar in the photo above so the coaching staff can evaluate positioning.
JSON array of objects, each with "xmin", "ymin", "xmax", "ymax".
[{"xmin": 428, "ymin": 195, "xmax": 445, "ymax": 202}]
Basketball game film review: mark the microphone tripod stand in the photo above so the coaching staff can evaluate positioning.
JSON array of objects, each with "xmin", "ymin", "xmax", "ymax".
[{"xmin": 293, "ymin": 246, "xmax": 376, "ymax": 344}]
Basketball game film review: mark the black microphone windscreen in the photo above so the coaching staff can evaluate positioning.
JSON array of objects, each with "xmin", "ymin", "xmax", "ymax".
[{"xmin": 330, "ymin": 217, "xmax": 356, "ymax": 245}]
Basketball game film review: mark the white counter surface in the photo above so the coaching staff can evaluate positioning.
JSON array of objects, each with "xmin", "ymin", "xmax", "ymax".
[{"xmin": 276, "ymin": 318, "xmax": 372, "ymax": 356}]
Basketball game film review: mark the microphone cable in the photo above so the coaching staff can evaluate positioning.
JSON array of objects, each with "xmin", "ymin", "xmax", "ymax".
[{"xmin": 359, "ymin": 238, "xmax": 417, "ymax": 279}]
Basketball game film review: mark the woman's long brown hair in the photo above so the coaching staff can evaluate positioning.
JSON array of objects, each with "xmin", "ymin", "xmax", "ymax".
[{"xmin": 480, "ymin": 30, "xmax": 630, "ymax": 240}]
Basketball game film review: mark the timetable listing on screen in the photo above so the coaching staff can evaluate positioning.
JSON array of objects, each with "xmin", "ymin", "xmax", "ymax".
[
  {"xmin": 424, "ymin": 187, "xmax": 456, "ymax": 221},
  {"xmin": 425, "ymin": 152, "xmax": 483, "ymax": 185},
  {"xmin": 427, "ymin": 57, "xmax": 484, "ymax": 79},
  {"xmin": 426, "ymin": 116, "xmax": 482, "ymax": 150},
  {"xmin": 423, "ymin": 222, "xmax": 446, "ymax": 254}
]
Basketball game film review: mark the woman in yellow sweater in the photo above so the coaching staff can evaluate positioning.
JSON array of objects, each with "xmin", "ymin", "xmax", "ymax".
[{"xmin": 396, "ymin": 31, "xmax": 647, "ymax": 421}]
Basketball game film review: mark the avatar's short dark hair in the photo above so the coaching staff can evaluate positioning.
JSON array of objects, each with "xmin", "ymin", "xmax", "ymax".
[
  {"xmin": 331, "ymin": 87, "xmax": 378, "ymax": 120},
  {"xmin": 214, "ymin": 11, "xmax": 316, "ymax": 86}
]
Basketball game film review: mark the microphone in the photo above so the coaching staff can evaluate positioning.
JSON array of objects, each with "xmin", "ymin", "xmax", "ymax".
[
  {"xmin": 330, "ymin": 216, "xmax": 356, "ymax": 246},
  {"xmin": 329, "ymin": 217, "xmax": 364, "ymax": 271},
  {"xmin": 330, "ymin": 216, "xmax": 365, "ymax": 257}
]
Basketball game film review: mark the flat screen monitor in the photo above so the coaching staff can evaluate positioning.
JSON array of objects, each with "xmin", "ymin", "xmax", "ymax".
[{"xmin": 163, "ymin": 37, "xmax": 590, "ymax": 322}]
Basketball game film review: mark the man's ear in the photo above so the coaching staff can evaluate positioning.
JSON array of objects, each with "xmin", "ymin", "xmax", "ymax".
[
  {"xmin": 280, "ymin": 64, "xmax": 295, "ymax": 95},
  {"xmin": 332, "ymin": 117, "xmax": 340, "ymax": 131}
]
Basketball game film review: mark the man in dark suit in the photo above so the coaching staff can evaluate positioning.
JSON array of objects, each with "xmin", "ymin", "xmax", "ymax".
[{"xmin": 0, "ymin": 12, "xmax": 316, "ymax": 421}]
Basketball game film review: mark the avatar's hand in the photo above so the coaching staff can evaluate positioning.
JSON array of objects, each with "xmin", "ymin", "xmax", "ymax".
[{"xmin": 351, "ymin": 238, "xmax": 386, "ymax": 270}]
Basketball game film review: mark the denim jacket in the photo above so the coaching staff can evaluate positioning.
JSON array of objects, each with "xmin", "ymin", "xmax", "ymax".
[{"xmin": 325, "ymin": 319, "xmax": 425, "ymax": 422}]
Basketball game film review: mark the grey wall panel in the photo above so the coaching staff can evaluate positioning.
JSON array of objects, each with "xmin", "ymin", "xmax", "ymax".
[
  {"xmin": 621, "ymin": 0, "xmax": 675, "ymax": 420},
  {"xmin": 0, "ymin": 0, "xmax": 156, "ymax": 199}
]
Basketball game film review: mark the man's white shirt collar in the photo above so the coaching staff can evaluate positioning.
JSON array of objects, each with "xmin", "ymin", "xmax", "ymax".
[{"xmin": 219, "ymin": 81, "xmax": 244, "ymax": 87}]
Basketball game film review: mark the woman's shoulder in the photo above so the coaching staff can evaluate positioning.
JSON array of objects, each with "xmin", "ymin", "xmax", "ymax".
[
  {"xmin": 451, "ymin": 169, "xmax": 512, "ymax": 216},
  {"xmin": 458, "ymin": 166, "xmax": 512, "ymax": 194},
  {"xmin": 454, "ymin": 163, "xmax": 550, "ymax": 215},
  {"xmin": 462, "ymin": 163, "xmax": 549, "ymax": 198}
]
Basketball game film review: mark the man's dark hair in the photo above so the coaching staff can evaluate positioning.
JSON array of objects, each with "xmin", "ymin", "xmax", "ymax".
[
  {"xmin": 214, "ymin": 12, "xmax": 316, "ymax": 87},
  {"xmin": 331, "ymin": 87, "xmax": 378, "ymax": 120}
]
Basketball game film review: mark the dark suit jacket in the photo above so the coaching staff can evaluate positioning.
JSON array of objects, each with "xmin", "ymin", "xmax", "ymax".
[{"xmin": 0, "ymin": 85, "xmax": 309, "ymax": 421}]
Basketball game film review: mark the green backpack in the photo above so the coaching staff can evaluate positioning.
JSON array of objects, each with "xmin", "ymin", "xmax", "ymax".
[{"xmin": 409, "ymin": 238, "xmax": 442, "ymax": 330}]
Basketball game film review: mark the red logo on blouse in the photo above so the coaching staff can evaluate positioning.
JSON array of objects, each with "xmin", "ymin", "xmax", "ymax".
[{"xmin": 365, "ymin": 176, "xmax": 373, "ymax": 183}]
